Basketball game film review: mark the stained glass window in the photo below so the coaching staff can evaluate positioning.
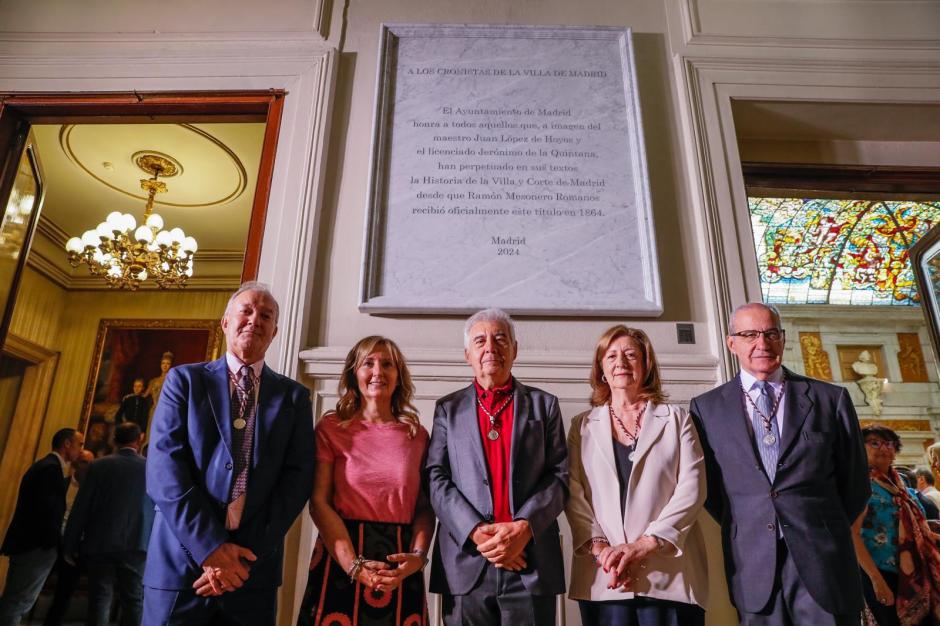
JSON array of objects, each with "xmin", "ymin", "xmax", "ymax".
[{"xmin": 748, "ymin": 198, "xmax": 940, "ymax": 306}]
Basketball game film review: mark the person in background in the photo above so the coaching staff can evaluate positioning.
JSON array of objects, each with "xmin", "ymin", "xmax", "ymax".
[
  {"xmin": 114, "ymin": 377, "xmax": 152, "ymax": 434},
  {"xmin": 852, "ymin": 425, "xmax": 940, "ymax": 626},
  {"xmin": 0, "ymin": 428, "xmax": 85, "ymax": 626},
  {"xmin": 896, "ymin": 467, "xmax": 935, "ymax": 520},
  {"xmin": 63, "ymin": 423, "xmax": 153, "ymax": 626},
  {"xmin": 915, "ymin": 466, "xmax": 940, "ymax": 512},
  {"xmin": 42, "ymin": 448, "xmax": 94, "ymax": 626},
  {"xmin": 566, "ymin": 325, "xmax": 708, "ymax": 626},
  {"xmin": 427, "ymin": 308, "xmax": 569, "ymax": 626},
  {"xmin": 298, "ymin": 336, "xmax": 432, "ymax": 626}
]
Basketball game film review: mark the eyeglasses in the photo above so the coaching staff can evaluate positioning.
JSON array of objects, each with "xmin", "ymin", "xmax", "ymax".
[
  {"xmin": 730, "ymin": 328, "xmax": 785, "ymax": 343},
  {"xmin": 865, "ymin": 439, "xmax": 898, "ymax": 451}
]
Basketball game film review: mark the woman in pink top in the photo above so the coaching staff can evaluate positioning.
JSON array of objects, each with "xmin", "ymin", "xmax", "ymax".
[{"xmin": 298, "ymin": 336, "xmax": 432, "ymax": 626}]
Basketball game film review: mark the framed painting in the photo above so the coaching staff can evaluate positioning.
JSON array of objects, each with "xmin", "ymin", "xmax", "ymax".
[{"xmin": 79, "ymin": 319, "xmax": 223, "ymax": 455}]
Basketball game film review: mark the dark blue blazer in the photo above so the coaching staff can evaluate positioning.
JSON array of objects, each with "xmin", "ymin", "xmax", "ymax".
[
  {"xmin": 63, "ymin": 448, "xmax": 153, "ymax": 558},
  {"xmin": 1, "ymin": 453, "xmax": 68, "ymax": 555},
  {"xmin": 426, "ymin": 381, "xmax": 569, "ymax": 596},
  {"xmin": 143, "ymin": 357, "xmax": 316, "ymax": 590},
  {"xmin": 690, "ymin": 368, "xmax": 869, "ymax": 615}
]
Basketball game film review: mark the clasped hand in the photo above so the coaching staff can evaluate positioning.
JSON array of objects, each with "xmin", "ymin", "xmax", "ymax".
[
  {"xmin": 193, "ymin": 542, "xmax": 257, "ymax": 597},
  {"xmin": 356, "ymin": 552, "xmax": 425, "ymax": 592},
  {"xmin": 472, "ymin": 520, "xmax": 532, "ymax": 571},
  {"xmin": 595, "ymin": 537, "xmax": 657, "ymax": 591}
]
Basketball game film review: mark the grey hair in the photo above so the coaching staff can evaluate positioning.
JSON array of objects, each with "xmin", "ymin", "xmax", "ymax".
[
  {"xmin": 463, "ymin": 308, "xmax": 516, "ymax": 349},
  {"xmin": 729, "ymin": 302, "xmax": 782, "ymax": 334},
  {"xmin": 927, "ymin": 442, "xmax": 940, "ymax": 469},
  {"xmin": 224, "ymin": 281, "xmax": 280, "ymax": 324},
  {"xmin": 915, "ymin": 466, "xmax": 936, "ymax": 486}
]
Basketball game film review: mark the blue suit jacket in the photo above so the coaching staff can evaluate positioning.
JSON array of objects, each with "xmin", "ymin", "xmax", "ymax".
[
  {"xmin": 426, "ymin": 380, "xmax": 569, "ymax": 596},
  {"xmin": 143, "ymin": 357, "xmax": 316, "ymax": 590},
  {"xmin": 690, "ymin": 368, "xmax": 869, "ymax": 615},
  {"xmin": 63, "ymin": 448, "xmax": 153, "ymax": 558}
]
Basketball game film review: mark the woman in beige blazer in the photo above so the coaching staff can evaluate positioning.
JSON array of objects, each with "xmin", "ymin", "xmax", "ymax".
[{"xmin": 566, "ymin": 325, "xmax": 708, "ymax": 626}]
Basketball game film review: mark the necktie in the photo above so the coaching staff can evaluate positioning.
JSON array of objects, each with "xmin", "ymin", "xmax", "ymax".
[
  {"xmin": 753, "ymin": 381, "xmax": 780, "ymax": 483},
  {"xmin": 229, "ymin": 365, "xmax": 256, "ymax": 502}
]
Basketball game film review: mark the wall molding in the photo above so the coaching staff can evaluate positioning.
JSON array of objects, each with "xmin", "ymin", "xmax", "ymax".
[
  {"xmin": 301, "ymin": 345, "xmax": 719, "ymax": 387},
  {"xmin": 670, "ymin": 50, "xmax": 940, "ymax": 381}
]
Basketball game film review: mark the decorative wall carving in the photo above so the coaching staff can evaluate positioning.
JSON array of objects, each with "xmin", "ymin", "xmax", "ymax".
[
  {"xmin": 798, "ymin": 331, "xmax": 833, "ymax": 381},
  {"xmin": 897, "ymin": 332, "xmax": 929, "ymax": 382}
]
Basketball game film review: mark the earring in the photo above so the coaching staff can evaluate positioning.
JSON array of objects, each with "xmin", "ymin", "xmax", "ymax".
[{"xmin": 601, "ymin": 374, "xmax": 607, "ymax": 383}]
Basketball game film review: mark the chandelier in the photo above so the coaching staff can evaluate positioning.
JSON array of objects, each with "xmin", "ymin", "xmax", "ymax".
[{"xmin": 65, "ymin": 154, "xmax": 197, "ymax": 290}]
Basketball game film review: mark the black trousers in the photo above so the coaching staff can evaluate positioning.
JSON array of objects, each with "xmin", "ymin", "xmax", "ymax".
[
  {"xmin": 441, "ymin": 562, "xmax": 556, "ymax": 626},
  {"xmin": 860, "ymin": 568, "xmax": 901, "ymax": 626},
  {"xmin": 579, "ymin": 596, "xmax": 704, "ymax": 626}
]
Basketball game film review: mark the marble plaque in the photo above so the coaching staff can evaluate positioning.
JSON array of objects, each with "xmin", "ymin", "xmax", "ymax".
[{"xmin": 360, "ymin": 24, "xmax": 661, "ymax": 316}]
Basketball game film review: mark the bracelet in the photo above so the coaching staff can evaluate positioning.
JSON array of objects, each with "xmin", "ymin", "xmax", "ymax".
[
  {"xmin": 589, "ymin": 537, "xmax": 610, "ymax": 546},
  {"xmin": 412, "ymin": 548, "xmax": 428, "ymax": 569},
  {"xmin": 347, "ymin": 555, "xmax": 365, "ymax": 582}
]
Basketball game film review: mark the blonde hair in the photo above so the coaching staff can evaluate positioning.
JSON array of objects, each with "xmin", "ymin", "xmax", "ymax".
[
  {"xmin": 333, "ymin": 336, "xmax": 420, "ymax": 438},
  {"xmin": 927, "ymin": 442, "xmax": 940, "ymax": 471},
  {"xmin": 589, "ymin": 325, "xmax": 667, "ymax": 407}
]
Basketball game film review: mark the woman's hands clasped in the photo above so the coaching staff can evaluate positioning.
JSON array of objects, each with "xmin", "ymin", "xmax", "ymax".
[
  {"xmin": 356, "ymin": 553, "xmax": 426, "ymax": 593},
  {"xmin": 593, "ymin": 535, "xmax": 660, "ymax": 591}
]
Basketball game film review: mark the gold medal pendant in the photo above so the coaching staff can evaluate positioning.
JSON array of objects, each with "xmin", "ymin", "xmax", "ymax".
[
  {"xmin": 233, "ymin": 418, "xmax": 247, "ymax": 430},
  {"xmin": 487, "ymin": 429, "xmax": 499, "ymax": 441}
]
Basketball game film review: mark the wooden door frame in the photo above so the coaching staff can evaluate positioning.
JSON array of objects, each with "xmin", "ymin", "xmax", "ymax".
[
  {"xmin": 0, "ymin": 335, "xmax": 59, "ymax": 587},
  {"xmin": 0, "ymin": 90, "xmax": 286, "ymax": 290}
]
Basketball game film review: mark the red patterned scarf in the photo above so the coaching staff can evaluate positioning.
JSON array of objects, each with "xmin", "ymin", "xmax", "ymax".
[{"xmin": 870, "ymin": 468, "xmax": 940, "ymax": 625}]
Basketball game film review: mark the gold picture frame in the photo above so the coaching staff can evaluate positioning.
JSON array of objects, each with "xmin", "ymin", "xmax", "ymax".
[{"xmin": 79, "ymin": 319, "xmax": 223, "ymax": 452}]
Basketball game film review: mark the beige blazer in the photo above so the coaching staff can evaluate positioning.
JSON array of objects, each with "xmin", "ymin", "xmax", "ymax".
[{"xmin": 565, "ymin": 402, "xmax": 709, "ymax": 606}]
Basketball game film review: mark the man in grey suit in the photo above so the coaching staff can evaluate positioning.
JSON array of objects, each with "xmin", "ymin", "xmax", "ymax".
[
  {"xmin": 690, "ymin": 303, "xmax": 869, "ymax": 625},
  {"xmin": 63, "ymin": 422, "xmax": 154, "ymax": 626},
  {"xmin": 427, "ymin": 308, "xmax": 568, "ymax": 625}
]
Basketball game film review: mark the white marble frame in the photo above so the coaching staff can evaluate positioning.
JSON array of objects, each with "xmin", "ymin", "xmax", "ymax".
[{"xmin": 360, "ymin": 23, "xmax": 661, "ymax": 316}]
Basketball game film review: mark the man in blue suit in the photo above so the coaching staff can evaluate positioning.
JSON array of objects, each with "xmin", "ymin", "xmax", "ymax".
[
  {"xmin": 142, "ymin": 282, "xmax": 316, "ymax": 625},
  {"xmin": 690, "ymin": 303, "xmax": 869, "ymax": 625},
  {"xmin": 63, "ymin": 422, "xmax": 153, "ymax": 626}
]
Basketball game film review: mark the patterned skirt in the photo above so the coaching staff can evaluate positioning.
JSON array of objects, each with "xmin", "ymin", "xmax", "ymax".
[{"xmin": 297, "ymin": 518, "xmax": 428, "ymax": 626}]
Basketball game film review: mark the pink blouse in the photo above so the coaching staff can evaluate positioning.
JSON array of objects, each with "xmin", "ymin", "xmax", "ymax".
[{"xmin": 315, "ymin": 413, "xmax": 429, "ymax": 524}]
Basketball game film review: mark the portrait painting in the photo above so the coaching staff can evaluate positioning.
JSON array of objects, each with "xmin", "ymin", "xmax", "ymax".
[{"xmin": 80, "ymin": 319, "xmax": 223, "ymax": 456}]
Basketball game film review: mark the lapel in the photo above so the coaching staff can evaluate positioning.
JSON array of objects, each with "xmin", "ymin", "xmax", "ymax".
[
  {"xmin": 454, "ymin": 384, "xmax": 489, "ymax": 491},
  {"xmin": 509, "ymin": 380, "xmax": 530, "ymax": 480},
  {"xmin": 253, "ymin": 365, "xmax": 284, "ymax": 468},
  {"xmin": 204, "ymin": 358, "xmax": 232, "ymax": 457},
  {"xmin": 720, "ymin": 375, "xmax": 763, "ymax": 468},
  {"xmin": 629, "ymin": 402, "xmax": 668, "ymax": 470},
  {"xmin": 584, "ymin": 405, "xmax": 627, "ymax": 543},
  {"xmin": 778, "ymin": 367, "xmax": 813, "ymax": 461}
]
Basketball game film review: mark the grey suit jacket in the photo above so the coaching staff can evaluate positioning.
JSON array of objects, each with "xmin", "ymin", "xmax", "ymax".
[
  {"xmin": 63, "ymin": 448, "xmax": 154, "ymax": 558},
  {"xmin": 426, "ymin": 380, "xmax": 569, "ymax": 596},
  {"xmin": 690, "ymin": 368, "xmax": 869, "ymax": 615}
]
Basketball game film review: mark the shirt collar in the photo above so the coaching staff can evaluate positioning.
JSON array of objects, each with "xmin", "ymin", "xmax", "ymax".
[
  {"xmin": 51, "ymin": 451, "xmax": 69, "ymax": 477},
  {"xmin": 740, "ymin": 366, "xmax": 784, "ymax": 392},
  {"xmin": 474, "ymin": 377, "xmax": 514, "ymax": 402},
  {"xmin": 226, "ymin": 352, "xmax": 264, "ymax": 380}
]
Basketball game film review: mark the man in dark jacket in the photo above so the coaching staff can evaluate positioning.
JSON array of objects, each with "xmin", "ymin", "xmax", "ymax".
[
  {"xmin": 63, "ymin": 422, "xmax": 153, "ymax": 626},
  {"xmin": 0, "ymin": 428, "xmax": 85, "ymax": 626}
]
